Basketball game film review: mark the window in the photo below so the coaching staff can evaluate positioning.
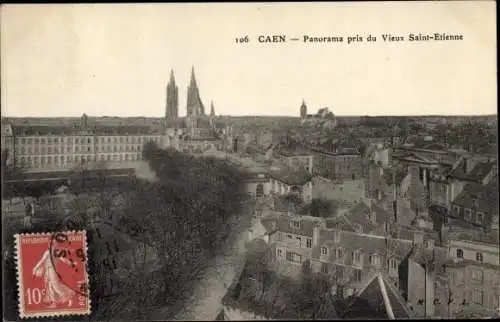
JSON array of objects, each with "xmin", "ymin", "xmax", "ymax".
[
  {"xmin": 472, "ymin": 270, "xmax": 484, "ymax": 282},
  {"xmin": 289, "ymin": 220, "xmax": 301, "ymax": 229},
  {"xmin": 472, "ymin": 289, "xmax": 483, "ymax": 305},
  {"xmin": 353, "ymin": 250, "xmax": 361, "ymax": 263},
  {"xmin": 276, "ymin": 249, "xmax": 283, "ymax": 257},
  {"xmin": 456, "ymin": 249, "xmax": 464, "ymax": 259},
  {"xmin": 296, "ymin": 237, "xmax": 301, "ymax": 247},
  {"xmin": 476, "ymin": 212, "xmax": 484, "ymax": 225},
  {"xmin": 464, "ymin": 208, "xmax": 472, "ymax": 221},
  {"xmin": 287, "ymin": 234, "xmax": 292, "ymax": 241},
  {"xmin": 278, "ymin": 233, "xmax": 283, "ymax": 241},
  {"xmin": 476, "ymin": 252, "xmax": 483, "ymax": 262},
  {"xmin": 336, "ymin": 248, "xmax": 343, "ymax": 259},
  {"xmin": 390, "ymin": 258, "xmax": 398, "ymax": 270},
  {"xmin": 453, "ymin": 205, "xmax": 459, "ymax": 215},
  {"xmin": 354, "ymin": 270, "xmax": 362, "ymax": 282},
  {"xmin": 321, "ymin": 247, "xmax": 328, "ymax": 255},
  {"xmin": 306, "ymin": 238, "xmax": 312, "ymax": 248},
  {"xmin": 370, "ymin": 254, "xmax": 381, "ymax": 266},
  {"xmin": 321, "ymin": 263, "xmax": 328, "ymax": 274}
]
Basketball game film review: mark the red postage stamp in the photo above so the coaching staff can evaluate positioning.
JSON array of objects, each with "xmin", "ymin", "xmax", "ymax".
[{"xmin": 14, "ymin": 231, "xmax": 91, "ymax": 319}]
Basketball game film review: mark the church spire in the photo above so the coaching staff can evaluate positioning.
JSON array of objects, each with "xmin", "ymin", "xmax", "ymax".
[
  {"xmin": 169, "ymin": 69, "xmax": 176, "ymax": 85},
  {"xmin": 210, "ymin": 101, "xmax": 215, "ymax": 116},
  {"xmin": 190, "ymin": 65, "xmax": 197, "ymax": 88},
  {"xmin": 187, "ymin": 66, "xmax": 205, "ymax": 116}
]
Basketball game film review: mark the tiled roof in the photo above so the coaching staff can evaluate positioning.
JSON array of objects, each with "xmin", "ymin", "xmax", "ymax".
[
  {"xmin": 261, "ymin": 212, "xmax": 321, "ymax": 238},
  {"xmin": 466, "ymin": 162, "xmax": 495, "ymax": 181},
  {"xmin": 342, "ymin": 273, "xmax": 414, "ymax": 319},
  {"xmin": 345, "ymin": 201, "xmax": 393, "ymax": 233},
  {"xmin": 452, "ymin": 178, "xmax": 498, "ymax": 214},
  {"xmin": 325, "ymin": 215, "xmax": 356, "ymax": 232},
  {"xmin": 311, "ymin": 229, "xmax": 414, "ymax": 268}
]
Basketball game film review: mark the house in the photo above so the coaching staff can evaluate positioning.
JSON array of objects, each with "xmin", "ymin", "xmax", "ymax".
[
  {"xmin": 449, "ymin": 177, "xmax": 498, "ymax": 231},
  {"xmin": 260, "ymin": 211, "xmax": 453, "ymax": 318},
  {"xmin": 365, "ymin": 163, "xmax": 413, "ymax": 226},
  {"xmin": 439, "ymin": 236, "xmax": 500, "ymax": 317},
  {"xmin": 277, "ymin": 144, "xmax": 314, "ymax": 174},
  {"xmin": 268, "ymin": 165, "xmax": 313, "ymax": 203},
  {"xmin": 429, "ymin": 158, "xmax": 497, "ymax": 214}
]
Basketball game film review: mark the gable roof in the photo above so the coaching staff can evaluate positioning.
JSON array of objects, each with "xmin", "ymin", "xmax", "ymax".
[
  {"xmin": 345, "ymin": 200, "xmax": 393, "ymax": 233},
  {"xmin": 342, "ymin": 272, "xmax": 414, "ymax": 319}
]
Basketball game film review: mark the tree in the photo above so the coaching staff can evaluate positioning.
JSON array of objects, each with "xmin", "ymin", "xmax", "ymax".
[{"xmin": 308, "ymin": 198, "xmax": 340, "ymax": 218}]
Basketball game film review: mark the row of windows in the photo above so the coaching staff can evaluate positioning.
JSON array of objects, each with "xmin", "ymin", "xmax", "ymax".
[
  {"xmin": 319, "ymin": 264, "xmax": 362, "ymax": 282},
  {"xmin": 16, "ymin": 153, "xmax": 144, "ymax": 167},
  {"xmin": 16, "ymin": 144, "xmax": 147, "ymax": 155},
  {"xmin": 14, "ymin": 136, "xmax": 161, "ymax": 145},
  {"xmin": 279, "ymin": 233, "xmax": 313, "ymax": 249},
  {"xmin": 453, "ymin": 205, "xmax": 484, "ymax": 225},
  {"xmin": 455, "ymin": 249, "xmax": 484, "ymax": 263}
]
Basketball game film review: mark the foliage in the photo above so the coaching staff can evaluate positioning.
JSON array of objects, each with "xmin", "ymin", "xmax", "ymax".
[
  {"xmin": 307, "ymin": 198, "xmax": 341, "ymax": 218},
  {"xmin": 3, "ymin": 142, "xmax": 249, "ymax": 320}
]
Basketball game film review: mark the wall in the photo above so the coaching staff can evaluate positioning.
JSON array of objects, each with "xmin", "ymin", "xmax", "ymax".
[
  {"xmin": 312, "ymin": 177, "xmax": 365, "ymax": 209},
  {"xmin": 448, "ymin": 239, "xmax": 499, "ymax": 266},
  {"xmin": 429, "ymin": 180, "xmax": 448, "ymax": 209}
]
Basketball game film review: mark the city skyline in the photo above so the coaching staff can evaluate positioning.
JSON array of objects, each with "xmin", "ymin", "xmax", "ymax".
[{"xmin": 1, "ymin": 2, "xmax": 496, "ymax": 118}]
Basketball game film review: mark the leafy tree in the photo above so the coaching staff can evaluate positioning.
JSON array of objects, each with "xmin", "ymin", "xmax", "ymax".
[
  {"xmin": 3, "ymin": 142, "xmax": 249, "ymax": 321},
  {"xmin": 308, "ymin": 198, "xmax": 340, "ymax": 218}
]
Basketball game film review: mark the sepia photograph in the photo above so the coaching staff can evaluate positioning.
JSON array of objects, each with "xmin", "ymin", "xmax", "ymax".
[{"xmin": 1, "ymin": 2, "xmax": 498, "ymax": 320}]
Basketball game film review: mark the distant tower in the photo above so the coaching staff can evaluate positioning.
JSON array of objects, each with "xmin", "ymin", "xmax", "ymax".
[
  {"xmin": 300, "ymin": 100, "xmax": 307, "ymax": 119},
  {"xmin": 186, "ymin": 66, "xmax": 205, "ymax": 116},
  {"xmin": 166, "ymin": 69, "xmax": 179, "ymax": 120}
]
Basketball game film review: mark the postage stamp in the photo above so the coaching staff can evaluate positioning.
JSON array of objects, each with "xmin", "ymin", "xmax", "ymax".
[{"xmin": 14, "ymin": 231, "xmax": 91, "ymax": 319}]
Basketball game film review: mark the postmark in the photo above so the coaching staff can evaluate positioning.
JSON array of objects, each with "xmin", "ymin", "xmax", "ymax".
[{"xmin": 14, "ymin": 231, "xmax": 91, "ymax": 319}]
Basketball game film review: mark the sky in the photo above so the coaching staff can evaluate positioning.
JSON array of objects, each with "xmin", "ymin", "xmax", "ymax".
[{"xmin": 1, "ymin": 2, "xmax": 497, "ymax": 118}]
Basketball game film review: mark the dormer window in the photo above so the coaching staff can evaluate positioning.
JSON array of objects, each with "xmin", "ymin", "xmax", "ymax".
[
  {"xmin": 321, "ymin": 247, "xmax": 328, "ymax": 255},
  {"xmin": 476, "ymin": 252, "xmax": 483, "ymax": 262},
  {"xmin": 456, "ymin": 249, "xmax": 464, "ymax": 259}
]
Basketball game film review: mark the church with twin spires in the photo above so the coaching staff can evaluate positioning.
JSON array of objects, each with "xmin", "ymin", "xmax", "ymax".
[{"xmin": 164, "ymin": 67, "xmax": 232, "ymax": 152}]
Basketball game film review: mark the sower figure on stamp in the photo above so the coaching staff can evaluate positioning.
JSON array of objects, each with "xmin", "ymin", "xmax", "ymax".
[{"xmin": 32, "ymin": 242, "xmax": 75, "ymax": 308}]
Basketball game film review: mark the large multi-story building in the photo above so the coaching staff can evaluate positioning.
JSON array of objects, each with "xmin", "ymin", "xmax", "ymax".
[
  {"xmin": 438, "ymin": 234, "xmax": 500, "ymax": 316},
  {"xmin": 1, "ymin": 114, "xmax": 165, "ymax": 172},
  {"xmin": 259, "ymin": 212, "xmax": 447, "ymax": 318}
]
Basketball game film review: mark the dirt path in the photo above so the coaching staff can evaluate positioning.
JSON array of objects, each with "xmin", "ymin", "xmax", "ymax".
[{"xmin": 172, "ymin": 209, "xmax": 258, "ymax": 321}]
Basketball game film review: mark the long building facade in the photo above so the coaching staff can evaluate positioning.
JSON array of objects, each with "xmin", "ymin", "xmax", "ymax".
[{"xmin": 1, "ymin": 115, "xmax": 165, "ymax": 172}]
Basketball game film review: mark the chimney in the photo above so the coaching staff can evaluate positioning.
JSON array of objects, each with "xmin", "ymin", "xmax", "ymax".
[{"xmin": 313, "ymin": 221, "xmax": 321, "ymax": 248}]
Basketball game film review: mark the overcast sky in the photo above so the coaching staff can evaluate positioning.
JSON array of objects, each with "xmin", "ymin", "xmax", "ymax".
[{"xmin": 1, "ymin": 2, "xmax": 496, "ymax": 118}]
